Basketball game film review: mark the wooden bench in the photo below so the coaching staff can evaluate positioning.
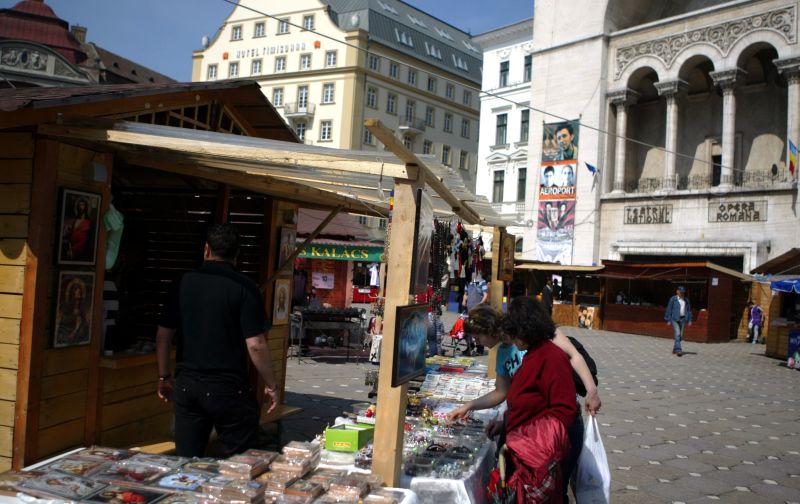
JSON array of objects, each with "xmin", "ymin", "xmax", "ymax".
[{"xmin": 130, "ymin": 404, "xmax": 304, "ymax": 455}]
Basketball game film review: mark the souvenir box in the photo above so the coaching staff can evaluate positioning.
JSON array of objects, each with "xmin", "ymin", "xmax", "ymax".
[{"xmin": 324, "ymin": 423, "xmax": 374, "ymax": 452}]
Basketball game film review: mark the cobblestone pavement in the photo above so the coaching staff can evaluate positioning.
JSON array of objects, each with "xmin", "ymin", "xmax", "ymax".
[{"xmin": 284, "ymin": 326, "xmax": 800, "ymax": 503}]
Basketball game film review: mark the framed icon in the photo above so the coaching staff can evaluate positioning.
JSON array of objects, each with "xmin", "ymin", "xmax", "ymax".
[{"xmin": 57, "ymin": 188, "xmax": 102, "ymax": 265}]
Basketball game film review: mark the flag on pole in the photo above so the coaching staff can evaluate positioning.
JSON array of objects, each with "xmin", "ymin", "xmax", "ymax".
[
  {"xmin": 790, "ymin": 140, "xmax": 797, "ymax": 176},
  {"xmin": 585, "ymin": 162, "xmax": 598, "ymax": 175}
]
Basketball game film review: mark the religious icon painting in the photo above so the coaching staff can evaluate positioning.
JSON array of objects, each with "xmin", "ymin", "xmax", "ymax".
[
  {"xmin": 53, "ymin": 271, "xmax": 96, "ymax": 348},
  {"xmin": 57, "ymin": 188, "xmax": 102, "ymax": 266},
  {"xmin": 391, "ymin": 303, "xmax": 429, "ymax": 387},
  {"xmin": 273, "ymin": 278, "xmax": 291, "ymax": 325},
  {"xmin": 277, "ymin": 227, "xmax": 297, "ymax": 269},
  {"xmin": 84, "ymin": 485, "xmax": 168, "ymax": 504},
  {"xmin": 22, "ymin": 471, "xmax": 106, "ymax": 501},
  {"xmin": 75, "ymin": 446, "xmax": 135, "ymax": 462},
  {"xmin": 41, "ymin": 456, "xmax": 105, "ymax": 477}
]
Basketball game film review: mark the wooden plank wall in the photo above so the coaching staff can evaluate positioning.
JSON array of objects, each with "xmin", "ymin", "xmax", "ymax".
[{"xmin": 0, "ymin": 132, "xmax": 33, "ymax": 471}]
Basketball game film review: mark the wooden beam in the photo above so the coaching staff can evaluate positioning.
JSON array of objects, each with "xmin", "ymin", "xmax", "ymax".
[
  {"xmin": 216, "ymin": 184, "xmax": 231, "ymax": 224},
  {"xmin": 488, "ymin": 227, "xmax": 505, "ymax": 380},
  {"xmin": 364, "ymin": 119, "xmax": 481, "ymax": 224},
  {"xmin": 37, "ymin": 123, "xmax": 414, "ymax": 180},
  {"xmin": 372, "ymin": 178, "xmax": 418, "ymax": 486}
]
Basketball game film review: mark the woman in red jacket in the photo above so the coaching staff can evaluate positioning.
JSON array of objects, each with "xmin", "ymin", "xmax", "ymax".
[{"xmin": 502, "ymin": 296, "xmax": 577, "ymax": 503}]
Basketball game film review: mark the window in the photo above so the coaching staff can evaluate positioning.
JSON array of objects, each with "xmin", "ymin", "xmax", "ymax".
[
  {"xmin": 254, "ymin": 22, "xmax": 265, "ymax": 38},
  {"xmin": 320, "ymin": 120, "xmax": 332, "ymax": 141},
  {"xmin": 458, "ymin": 151, "xmax": 468, "ymax": 170},
  {"xmin": 251, "ymin": 59, "xmax": 262, "ymax": 75},
  {"xmin": 395, "ymin": 28, "xmax": 414, "ymax": 47},
  {"xmin": 295, "ymin": 122, "xmax": 306, "ymax": 141},
  {"xmin": 445, "ymin": 83, "xmax": 455, "ymax": 99},
  {"xmin": 325, "ymin": 51, "xmax": 337, "ymax": 67},
  {"xmin": 275, "ymin": 56, "xmax": 286, "ymax": 72},
  {"xmin": 357, "ymin": 215, "xmax": 369, "ymax": 226},
  {"xmin": 278, "ymin": 18, "xmax": 290, "ymax": 34},
  {"xmin": 423, "ymin": 140, "xmax": 433, "ymax": 154},
  {"xmin": 403, "ymin": 135, "xmax": 413, "ymax": 150},
  {"xmin": 300, "ymin": 53, "xmax": 311, "ymax": 70},
  {"xmin": 378, "ymin": 218, "xmax": 387, "ymax": 229},
  {"xmin": 517, "ymin": 168, "xmax": 527, "ymax": 201},
  {"xmin": 389, "ymin": 62, "xmax": 398, "ymax": 79},
  {"xmin": 523, "ymin": 55, "xmax": 532, "ymax": 82},
  {"xmin": 443, "ymin": 113, "xmax": 453, "ymax": 133},
  {"xmin": 460, "ymin": 119, "xmax": 470, "ymax": 139},
  {"xmin": 368, "ymin": 55, "xmax": 380, "ymax": 71},
  {"xmin": 463, "ymin": 90, "xmax": 472, "ymax": 107},
  {"xmin": 493, "ymin": 170, "xmax": 504, "ymax": 202},
  {"xmin": 303, "ymin": 15, "xmax": 314, "ymax": 31},
  {"xmin": 427, "ymin": 77, "xmax": 437, "ymax": 93},
  {"xmin": 386, "ymin": 93, "xmax": 397, "ymax": 114},
  {"xmin": 424, "ymin": 42, "xmax": 442, "ymax": 60},
  {"xmin": 425, "ymin": 106, "xmax": 435, "ymax": 127},
  {"xmin": 520, "ymin": 109, "xmax": 529, "ymax": 143},
  {"xmin": 499, "ymin": 61, "xmax": 509, "ymax": 87},
  {"xmin": 442, "ymin": 145, "xmax": 451, "ymax": 165},
  {"xmin": 366, "ymin": 86, "xmax": 378, "ymax": 108},
  {"xmin": 515, "ymin": 238, "xmax": 523, "ymax": 253},
  {"xmin": 231, "ymin": 25, "xmax": 242, "ymax": 40},
  {"xmin": 207, "ymin": 64, "xmax": 217, "ymax": 80},
  {"xmin": 272, "ymin": 88, "xmax": 284, "ymax": 107},
  {"xmin": 228, "ymin": 62, "xmax": 239, "ymax": 77},
  {"xmin": 407, "ymin": 69, "xmax": 417, "ymax": 85},
  {"xmin": 364, "ymin": 129, "xmax": 374, "ymax": 145},
  {"xmin": 297, "ymin": 86, "xmax": 309, "ymax": 108},
  {"xmin": 404, "ymin": 100, "xmax": 415, "ymax": 123},
  {"xmin": 495, "ymin": 113, "xmax": 508, "ymax": 145},
  {"xmin": 322, "ymin": 83, "xmax": 335, "ymax": 104}
]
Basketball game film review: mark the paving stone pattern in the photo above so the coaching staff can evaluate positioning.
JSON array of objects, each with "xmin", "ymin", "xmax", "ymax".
[{"xmin": 283, "ymin": 323, "xmax": 800, "ymax": 503}]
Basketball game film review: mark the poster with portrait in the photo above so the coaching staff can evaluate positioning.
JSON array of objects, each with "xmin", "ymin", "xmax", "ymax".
[
  {"xmin": 410, "ymin": 188, "xmax": 433, "ymax": 295},
  {"xmin": 577, "ymin": 305, "xmax": 596, "ymax": 329},
  {"xmin": 54, "ymin": 271, "xmax": 95, "ymax": 348},
  {"xmin": 273, "ymin": 278, "xmax": 291, "ymax": 325},
  {"xmin": 391, "ymin": 303, "xmax": 429, "ymax": 387},
  {"xmin": 277, "ymin": 227, "xmax": 296, "ymax": 268},
  {"xmin": 539, "ymin": 162, "xmax": 577, "ymax": 199},
  {"xmin": 57, "ymin": 188, "xmax": 101, "ymax": 265},
  {"xmin": 498, "ymin": 231, "xmax": 515, "ymax": 282},
  {"xmin": 535, "ymin": 200, "xmax": 575, "ymax": 264},
  {"xmin": 541, "ymin": 120, "xmax": 580, "ymax": 162}
]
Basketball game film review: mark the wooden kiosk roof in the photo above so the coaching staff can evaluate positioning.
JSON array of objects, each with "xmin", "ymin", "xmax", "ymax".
[
  {"xmin": 599, "ymin": 260, "xmax": 752, "ymax": 281},
  {"xmin": 751, "ymin": 248, "xmax": 800, "ymax": 275}
]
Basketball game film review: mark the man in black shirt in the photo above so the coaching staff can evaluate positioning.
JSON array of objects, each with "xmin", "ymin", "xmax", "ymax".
[{"xmin": 156, "ymin": 223, "xmax": 278, "ymax": 457}]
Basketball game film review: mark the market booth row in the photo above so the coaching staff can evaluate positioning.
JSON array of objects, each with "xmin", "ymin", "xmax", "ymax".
[
  {"xmin": 750, "ymin": 248, "xmax": 800, "ymax": 360},
  {"xmin": 0, "ymin": 81, "xmax": 510, "ymax": 491}
]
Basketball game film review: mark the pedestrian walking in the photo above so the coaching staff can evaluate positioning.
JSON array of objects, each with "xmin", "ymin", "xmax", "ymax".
[
  {"xmin": 664, "ymin": 285, "xmax": 692, "ymax": 356},
  {"xmin": 748, "ymin": 301, "xmax": 763, "ymax": 344}
]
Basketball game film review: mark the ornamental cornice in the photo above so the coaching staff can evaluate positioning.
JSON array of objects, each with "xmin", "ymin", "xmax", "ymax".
[
  {"xmin": 607, "ymin": 88, "xmax": 640, "ymax": 106},
  {"xmin": 710, "ymin": 68, "xmax": 747, "ymax": 89},
  {"xmin": 614, "ymin": 5, "xmax": 796, "ymax": 80},
  {"xmin": 654, "ymin": 79, "xmax": 688, "ymax": 97},
  {"xmin": 775, "ymin": 56, "xmax": 800, "ymax": 82}
]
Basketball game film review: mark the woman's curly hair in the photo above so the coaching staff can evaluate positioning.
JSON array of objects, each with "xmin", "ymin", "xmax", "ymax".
[
  {"xmin": 464, "ymin": 304, "xmax": 504, "ymax": 337},
  {"xmin": 502, "ymin": 296, "xmax": 555, "ymax": 348}
]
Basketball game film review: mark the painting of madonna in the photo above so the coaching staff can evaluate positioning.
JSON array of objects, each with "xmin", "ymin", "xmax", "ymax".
[{"xmin": 54, "ymin": 272, "xmax": 95, "ymax": 348}]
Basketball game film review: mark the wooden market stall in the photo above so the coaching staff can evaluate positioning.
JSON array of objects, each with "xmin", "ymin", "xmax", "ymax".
[
  {"xmin": 0, "ymin": 82, "xmax": 510, "ymax": 485},
  {"xmin": 750, "ymin": 248, "xmax": 800, "ymax": 359},
  {"xmin": 599, "ymin": 260, "xmax": 752, "ymax": 343}
]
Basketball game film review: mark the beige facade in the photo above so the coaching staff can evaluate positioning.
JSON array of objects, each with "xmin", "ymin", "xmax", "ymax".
[
  {"xmin": 192, "ymin": 0, "xmax": 481, "ymax": 189},
  {"xmin": 527, "ymin": 0, "xmax": 800, "ymax": 270}
]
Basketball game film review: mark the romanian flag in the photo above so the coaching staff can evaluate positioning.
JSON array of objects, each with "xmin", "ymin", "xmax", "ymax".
[{"xmin": 790, "ymin": 140, "xmax": 797, "ymax": 176}]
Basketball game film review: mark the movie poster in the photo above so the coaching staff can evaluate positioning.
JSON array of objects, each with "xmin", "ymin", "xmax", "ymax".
[{"xmin": 536, "ymin": 120, "xmax": 580, "ymax": 264}]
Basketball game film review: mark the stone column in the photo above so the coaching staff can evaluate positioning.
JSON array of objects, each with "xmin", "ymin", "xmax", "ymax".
[
  {"xmin": 775, "ymin": 57, "xmax": 800, "ymax": 159},
  {"xmin": 710, "ymin": 69, "xmax": 746, "ymax": 188},
  {"xmin": 608, "ymin": 88, "xmax": 640, "ymax": 194},
  {"xmin": 655, "ymin": 79, "xmax": 687, "ymax": 190}
]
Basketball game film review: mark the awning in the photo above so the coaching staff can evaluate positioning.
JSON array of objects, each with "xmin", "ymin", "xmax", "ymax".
[
  {"xmin": 752, "ymin": 248, "xmax": 800, "ymax": 275},
  {"xmin": 37, "ymin": 120, "xmax": 513, "ymax": 228},
  {"xmin": 597, "ymin": 260, "xmax": 752, "ymax": 281},
  {"xmin": 771, "ymin": 278, "xmax": 800, "ymax": 293},
  {"xmin": 297, "ymin": 239, "xmax": 383, "ymax": 262},
  {"xmin": 515, "ymin": 263, "xmax": 604, "ymax": 272}
]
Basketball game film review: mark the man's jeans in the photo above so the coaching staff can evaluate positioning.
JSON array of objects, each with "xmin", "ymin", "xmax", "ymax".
[
  {"xmin": 749, "ymin": 323, "xmax": 760, "ymax": 344},
  {"xmin": 671, "ymin": 318, "xmax": 686, "ymax": 352}
]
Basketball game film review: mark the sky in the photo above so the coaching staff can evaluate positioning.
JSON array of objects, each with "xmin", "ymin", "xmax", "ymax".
[{"xmin": 4, "ymin": 0, "xmax": 533, "ymax": 81}]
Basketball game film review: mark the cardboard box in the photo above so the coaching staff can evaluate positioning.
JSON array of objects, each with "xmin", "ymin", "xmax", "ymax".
[{"xmin": 324, "ymin": 423, "xmax": 374, "ymax": 452}]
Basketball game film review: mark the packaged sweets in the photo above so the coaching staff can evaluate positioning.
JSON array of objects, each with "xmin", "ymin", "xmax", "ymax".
[
  {"xmin": 284, "ymin": 479, "xmax": 323, "ymax": 500},
  {"xmin": 326, "ymin": 476, "xmax": 369, "ymax": 500},
  {"xmin": 219, "ymin": 454, "xmax": 270, "ymax": 479},
  {"xmin": 304, "ymin": 467, "xmax": 345, "ymax": 490},
  {"xmin": 281, "ymin": 441, "xmax": 319, "ymax": 458},
  {"xmin": 256, "ymin": 470, "xmax": 297, "ymax": 492},
  {"xmin": 203, "ymin": 479, "xmax": 264, "ymax": 503}
]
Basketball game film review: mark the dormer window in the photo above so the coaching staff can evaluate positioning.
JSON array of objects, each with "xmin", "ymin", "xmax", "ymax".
[
  {"xmin": 434, "ymin": 27, "xmax": 453, "ymax": 41},
  {"xmin": 462, "ymin": 40, "xmax": 479, "ymax": 53},
  {"xmin": 394, "ymin": 28, "xmax": 414, "ymax": 48},
  {"xmin": 407, "ymin": 14, "xmax": 427, "ymax": 28},
  {"xmin": 424, "ymin": 42, "xmax": 442, "ymax": 60},
  {"xmin": 452, "ymin": 54, "xmax": 469, "ymax": 72},
  {"xmin": 377, "ymin": 0, "xmax": 398, "ymax": 15}
]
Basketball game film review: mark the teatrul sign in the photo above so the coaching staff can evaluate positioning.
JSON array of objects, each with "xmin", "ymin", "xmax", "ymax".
[{"xmin": 298, "ymin": 244, "xmax": 383, "ymax": 262}]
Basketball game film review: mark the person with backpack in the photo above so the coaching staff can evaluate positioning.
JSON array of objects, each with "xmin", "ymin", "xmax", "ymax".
[
  {"xmin": 748, "ymin": 301, "xmax": 763, "ymax": 344},
  {"xmin": 447, "ymin": 302, "xmax": 601, "ymax": 502}
]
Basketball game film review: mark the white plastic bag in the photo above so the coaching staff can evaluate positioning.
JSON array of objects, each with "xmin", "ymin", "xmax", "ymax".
[{"xmin": 575, "ymin": 416, "xmax": 611, "ymax": 503}]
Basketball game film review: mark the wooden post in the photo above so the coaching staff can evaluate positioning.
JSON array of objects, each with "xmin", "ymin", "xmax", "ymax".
[
  {"xmin": 487, "ymin": 227, "xmax": 505, "ymax": 379},
  {"xmin": 372, "ymin": 177, "xmax": 419, "ymax": 486}
]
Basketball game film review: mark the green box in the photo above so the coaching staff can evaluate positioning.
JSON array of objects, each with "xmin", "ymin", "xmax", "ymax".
[{"xmin": 324, "ymin": 423, "xmax": 375, "ymax": 452}]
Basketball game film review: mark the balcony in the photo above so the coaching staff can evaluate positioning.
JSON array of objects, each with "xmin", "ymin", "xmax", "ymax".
[
  {"xmin": 620, "ymin": 168, "xmax": 793, "ymax": 194},
  {"xmin": 283, "ymin": 102, "xmax": 316, "ymax": 120},
  {"xmin": 491, "ymin": 201, "xmax": 529, "ymax": 218},
  {"xmin": 398, "ymin": 117, "xmax": 426, "ymax": 135}
]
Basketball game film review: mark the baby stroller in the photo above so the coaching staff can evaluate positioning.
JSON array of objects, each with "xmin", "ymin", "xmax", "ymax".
[{"xmin": 445, "ymin": 313, "xmax": 471, "ymax": 357}]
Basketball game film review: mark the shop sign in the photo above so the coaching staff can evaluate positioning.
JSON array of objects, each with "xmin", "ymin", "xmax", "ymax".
[
  {"xmin": 298, "ymin": 244, "xmax": 383, "ymax": 262},
  {"xmin": 234, "ymin": 42, "xmax": 307, "ymax": 60},
  {"xmin": 624, "ymin": 204, "xmax": 672, "ymax": 224},
  {"xmin": 708, "ymin": 200, "xmax": 767, "ymax": 223}
]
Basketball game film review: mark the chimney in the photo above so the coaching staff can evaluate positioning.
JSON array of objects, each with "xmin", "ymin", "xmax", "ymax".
[{"xmin": 71, "ymin": 25, "xmax": 87, "ymax": 43}]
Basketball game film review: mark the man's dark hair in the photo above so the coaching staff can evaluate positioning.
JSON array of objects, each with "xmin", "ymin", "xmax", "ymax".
[
  {"xmin": 558, "ymin": 123, "xmax": 574, "ymax": 136},
  {"xmin": 206, "ymin": 223, "xmax": 240, "ymax": 261},
  {"xmin": 502, "ymin": 296, "xmax": 555, "ymax": 349},
  {"xmin": 544, "ymin": 166, "xmax": 555, "ymax": 175}
]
